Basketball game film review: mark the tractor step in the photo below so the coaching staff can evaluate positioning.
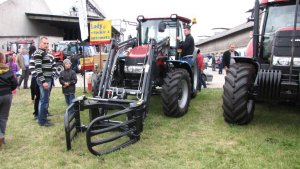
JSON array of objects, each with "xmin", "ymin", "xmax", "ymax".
[
  {"xmin": 280, "ymin": 81, "xmax": 299, "ymax": 90},
  {"xmin": 280, "ymin": 81, "xmax": 299, "ymax": 100},
  {"xmin": 280, "ymin": 92, "xmax": 298, "ymax": 100},
  {"xmin": 281, "ymin": 74, "xmax": 299, "ymax": 81}
]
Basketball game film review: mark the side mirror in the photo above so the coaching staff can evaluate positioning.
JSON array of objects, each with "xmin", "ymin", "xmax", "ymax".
[{"xmin": 158, "ymin": 21, "xmax": 166, "ymax": 32}]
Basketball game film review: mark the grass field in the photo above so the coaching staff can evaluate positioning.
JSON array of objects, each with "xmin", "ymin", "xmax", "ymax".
[{"xmin": 1, "ymin": 87, "xmax": 300, "ymax": 169}]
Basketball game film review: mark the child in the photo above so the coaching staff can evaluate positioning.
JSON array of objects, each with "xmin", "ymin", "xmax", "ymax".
[
  {"xmin": 6, "ymin": 55, "xmax": 19, "ymax": 94},
  {"xmin": 59, "ymin": 59, "xmax": 77, "ymax": 106}
]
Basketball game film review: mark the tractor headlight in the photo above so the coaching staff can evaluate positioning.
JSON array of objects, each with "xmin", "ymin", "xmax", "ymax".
[
  {"xmin": 273, "ymin": 56, "xmax": 300, "ymax": 67},
  {"xmin": 273, "ymin": 56, "xmax": 290, "ymax": 66},
  {"xmin": 294, "ymin": 58, "xmax": 300, "ymax": 66},
  {"xmin": 124, "ymin": 65, "xmax": 144, "ymax": 74}
]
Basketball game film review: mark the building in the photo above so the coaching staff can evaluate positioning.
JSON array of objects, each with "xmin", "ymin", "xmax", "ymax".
[
  {"xmin": 0, "ymin": 0, "xmax": 121, "ymax": 52},
  {"xmin": 196, "ymin": 22, "xmax": 253, "ymax": 56}
]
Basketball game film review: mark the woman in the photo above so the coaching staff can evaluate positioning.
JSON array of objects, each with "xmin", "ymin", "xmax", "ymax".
[
  {"xmin": 0, "ymin": 52, "xmax": 18, "ymax": 147},
  {"xmin": 6, "ymin": 55, "xmax": 19, "ymax": 77}
]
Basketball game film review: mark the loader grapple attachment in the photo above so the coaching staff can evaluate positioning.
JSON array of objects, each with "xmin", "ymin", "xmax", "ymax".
[{"xmin": 64, "ymin": 96, "xmax": 145, "ymax": 155}]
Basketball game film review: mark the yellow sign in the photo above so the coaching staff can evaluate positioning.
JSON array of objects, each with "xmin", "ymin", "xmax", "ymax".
[
  {"xmin": 80, "ymin": 57, "xmax": 94, "ymax": 67},
  {"xmin": 90, "ymin": 20, "xmax": 112, "ymax": 44}
]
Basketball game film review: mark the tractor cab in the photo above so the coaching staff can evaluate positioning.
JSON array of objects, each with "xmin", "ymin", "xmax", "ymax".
[
  {"xmin": 136, "ymin": 14, "xmax": 194, "ymax": 59},
  {"xmin": 259, "ymin": 0, "xmax": 300, "ymax": 69},
  {"xmin": 8, "ymin": 40, "xmax": 34, "ymax": 54},
  {"xmin": 122, "ymin": 14, "xmax": 197, "ymax": 88}
]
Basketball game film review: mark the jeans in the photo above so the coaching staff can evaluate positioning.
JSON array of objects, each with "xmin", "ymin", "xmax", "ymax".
[
  {"xmin": 219, "ymin": 63, "xmax": 223, "ymax": 74},
  {"xmin": 197, "ymin": 71, "xmax": 207, "ymax": 91},
  {"xmin": 0, "ymin": 94, "xmax": 12, "ymax": 137},
  {"xmin": 37, "ymin": 78, "xmax": 52, "ymax": 124},
  {"xmin": 64, "ymin": 94, "xmax": 75, "ymax": 106},
  {"xmin": 212, "ymin": 64, "xmax": 216, "ymax": 71}
]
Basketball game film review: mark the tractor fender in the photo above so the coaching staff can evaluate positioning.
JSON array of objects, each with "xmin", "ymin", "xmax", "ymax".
[
  {"xmin": 166, "ymin": 58, "xmax": 196, "ymax": 85},
  {"xmin": 232, "ymin": 56, "xmax": 260, "ymax": 73}
]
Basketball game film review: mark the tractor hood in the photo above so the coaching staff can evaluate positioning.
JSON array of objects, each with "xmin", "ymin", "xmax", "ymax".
[{"xmin": 128, "ymin": 45, "xmax": 150, "ymax": 58}]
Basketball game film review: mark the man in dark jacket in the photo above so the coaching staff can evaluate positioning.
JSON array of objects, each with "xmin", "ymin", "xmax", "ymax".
[
  {"xmin": 222, "ymin": 43, "xmax": 239, "ymax": 73},
  {"xmin": 0, "ymin": 52, "xmax": 18, "ymax": 146},
  {"xmin": 179, "ymin": 25, "xmax": 195, "ymax": 57},
  {"xmin": 59, "ymin": 59, "xmax": 77, "ymax": 106}
]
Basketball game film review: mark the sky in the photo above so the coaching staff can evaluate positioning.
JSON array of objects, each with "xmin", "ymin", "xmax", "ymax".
[
  {"xmin": 95, "ymin": 0, "xmax": 255, "ymax": 41},
  {"xmin": 0, "ymin": 0, "xmax": 255, "ymax": 41}
]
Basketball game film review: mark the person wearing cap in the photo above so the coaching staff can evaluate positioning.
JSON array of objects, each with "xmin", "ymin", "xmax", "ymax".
[
  {"xmin": 59, "ymin": 59, "xmax": 77, "ymax": 107},
  {"xmin": 178, "ymin": 25, "xmax": 195, "ymax": 57}
]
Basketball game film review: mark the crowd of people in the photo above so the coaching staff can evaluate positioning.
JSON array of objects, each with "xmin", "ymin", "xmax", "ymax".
[{"xmin": 0, "ymin": 36, "xmax": 77, "ymax": 147}]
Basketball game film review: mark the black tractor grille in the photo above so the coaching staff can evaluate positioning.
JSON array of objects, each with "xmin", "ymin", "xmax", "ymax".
[{"xmin": 273, "ymin": 29, "xmax": 300, "ymax": 56}]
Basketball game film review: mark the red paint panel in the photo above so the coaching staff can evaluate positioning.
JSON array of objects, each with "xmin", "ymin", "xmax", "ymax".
[{"xmin": 128, "ymin": 45, "xmax": 150, "ymax": 58}]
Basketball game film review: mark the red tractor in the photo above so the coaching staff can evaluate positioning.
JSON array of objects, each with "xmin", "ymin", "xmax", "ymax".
[
  {"xmin": 223, "ymin": 0, "xmax": 300, "ymax": 124},
  {"xmin": 52, "ymin": 41, "xmax": 81, "ymax": 74},
  {"xmin": 52, "ymin": 41, "xmax": 97, "ymax": 74},
  {"xmin": 64, "ymin": 14, "xmax": 199, "ymax": 155}
]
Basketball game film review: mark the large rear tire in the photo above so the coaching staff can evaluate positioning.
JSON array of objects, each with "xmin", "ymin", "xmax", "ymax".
[
  {"xmin": 161, "ymin": 69, "xmax": 191, "ymax": 117},
  {"xmin": 222, "ymin": 63, "xmax": 256, "ymax": 125}
]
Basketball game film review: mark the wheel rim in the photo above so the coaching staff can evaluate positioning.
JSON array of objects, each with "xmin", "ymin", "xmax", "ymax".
[
  {"xmin": 57, "ymin": 65, "xmax": 64, "ymax": 74},
  {"xmin": 178, "ymin": 79, "xmax": 189, "ymax": 109}
]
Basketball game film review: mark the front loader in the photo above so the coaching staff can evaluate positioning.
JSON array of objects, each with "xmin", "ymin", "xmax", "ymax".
[{"xmin": 64, "ymin": 14, "xmax": 199, "ymax": 155}]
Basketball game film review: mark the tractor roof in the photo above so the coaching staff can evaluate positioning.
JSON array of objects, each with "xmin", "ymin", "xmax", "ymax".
[
  {"xmin": 260, "ymin": 0, "xmax": 291, "ymax": 5},
  {"xmin": 56, "ymin": 40, "xmax": 80, "ymax": 45},
  {"xmin": 137, "ymin": 14, "xmax": 191, "ymax": 24},
  {"xmin": 11, "ymin": 40, "xmax": 34, "ymax": 44}
]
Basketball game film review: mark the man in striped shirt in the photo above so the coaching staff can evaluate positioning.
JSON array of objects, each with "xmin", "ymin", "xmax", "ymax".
[{"xmin": 34, "ymin": 36, "xmax": 54, "ymax": 127}]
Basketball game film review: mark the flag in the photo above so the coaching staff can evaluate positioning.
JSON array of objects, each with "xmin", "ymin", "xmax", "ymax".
[{"xmin": 77, "ymin": 0, "xmax": 88, "ymax": 41}]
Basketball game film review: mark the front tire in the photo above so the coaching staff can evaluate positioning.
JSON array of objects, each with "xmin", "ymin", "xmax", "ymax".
[
  {"xmin": 161, "ymin": 69, "xmax": 191, "ymax": 117},
  {"xmin": 222, "ymin": 63, "xmax": 256, "ymax": 125}
]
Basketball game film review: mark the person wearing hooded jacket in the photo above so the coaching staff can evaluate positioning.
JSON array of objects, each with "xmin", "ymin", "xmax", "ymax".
[
  {"xmin": 0, "ymin": 52, "xmax": 18, "ymax": 147},
  {"xmin": 59, "ymin": 59, "xmax": 77, "ymax": 106}
]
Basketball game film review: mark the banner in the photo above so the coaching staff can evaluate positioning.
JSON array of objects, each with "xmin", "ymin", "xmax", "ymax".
[
  {"xmin": 77, "ymin": 0, "xmax": 88, "ymax": 41},
  {"xmin": 90, "ymin": 20, "xmax": 112, "ymax": 44}
]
